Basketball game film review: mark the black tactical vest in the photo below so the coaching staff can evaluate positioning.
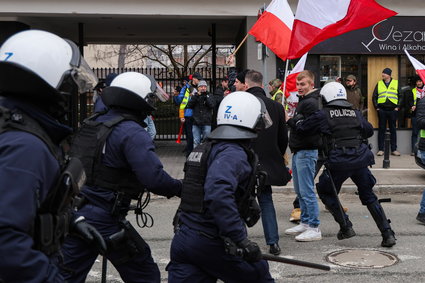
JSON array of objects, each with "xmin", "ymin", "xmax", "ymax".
[
  {"xmin": 179, "ymin": 141, "xmax": 214, "ymax": 213},
  {"xmin": 0, "ymin": 106, "xmax": 85, "ymax": 256},
  {"xmin": 69, "ymin": 113, "xmax": 144, "ymax": 195},
  {"xmin": 323, "ymin": 106, "xmax": 363, "ymax": 153},
  {"xmin": 179, "ymin": 141, "xmax": 261, "ymax": 227}
]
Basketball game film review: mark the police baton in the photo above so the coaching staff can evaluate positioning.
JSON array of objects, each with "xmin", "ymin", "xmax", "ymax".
[
  {"xmin": 323, "ymin": 163, "xmax": 347, "ymax": 227},
  {"xmin": 262, "ymin": 254, "xmax": 331, "ymax": 271}
]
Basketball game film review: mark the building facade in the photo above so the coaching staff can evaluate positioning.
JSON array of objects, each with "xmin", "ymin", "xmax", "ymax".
[{"xmin": 0, "ymin": 0, "xmax": 423, "ymax": 152}]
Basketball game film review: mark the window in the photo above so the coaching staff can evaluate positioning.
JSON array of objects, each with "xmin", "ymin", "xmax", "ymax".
[{"xmin": 320, "ymin": 56, "xmax": 341, "ymax": 85}]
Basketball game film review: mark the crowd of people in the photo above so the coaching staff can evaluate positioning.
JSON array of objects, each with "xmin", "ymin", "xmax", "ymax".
[{"xmin": 0, "ymin": 29, "xmax": 423, "ymax": 283}]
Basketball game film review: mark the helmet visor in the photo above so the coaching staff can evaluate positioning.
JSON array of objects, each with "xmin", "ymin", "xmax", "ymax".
[
  {"xmin": 153, "ymin": 82, "xmax": 169, "ymax": 102},
  {"xmin": 71, "ymin": 57, "xmax": 98, "ymax": 93},
  {"xmin": 145, "ymin": 74, "xmax": 169, "ymax": 102}
]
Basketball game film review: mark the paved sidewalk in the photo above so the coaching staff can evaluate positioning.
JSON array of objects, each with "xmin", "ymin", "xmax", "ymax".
[{"xmin": 156, "ymin": 140, "xmax": 425, "ymax": 194}]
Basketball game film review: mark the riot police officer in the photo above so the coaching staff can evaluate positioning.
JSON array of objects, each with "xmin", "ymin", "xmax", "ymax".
[
  {"xmin": 167, "ymin": 91, "xmax": 275, "ymax": 282},
  {"xmin": 293, "ymin": 82, "xmax": 396, "ymax": 248},
  {"xmin": 0, "ymin": 30, "xmax": 106, "ymax": 282},
  {"xmin": 60, "ymin": 72, "xmax": 182, "ymax": 282}
]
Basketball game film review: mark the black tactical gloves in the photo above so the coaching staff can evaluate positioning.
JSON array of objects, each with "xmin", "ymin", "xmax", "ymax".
[
  {"xmin": 238, "ymin": 238, "xmax": 262, "ymax": 262},
  {"xmin": 72, "ymin": 216, "xmax": 107, "ymax": 255}
]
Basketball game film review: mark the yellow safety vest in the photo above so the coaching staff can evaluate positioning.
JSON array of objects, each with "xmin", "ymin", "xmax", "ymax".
[
  {"xmin": 412, "ymin": 88, "xmax": 418, "ymax": 106},
  {"xmin": 412, "ymin": 87, "xmax": 425, "ymax": 106},
  {"xmin": 420, "ymin": 129, "xmax": 425, "ymax": 138},
  {"xmin": 272, "ymin": 89, "xmax": 284, "ymax": 103},
  {"xmin": 179, "ymin": 87, "xmax": 190, "ymax": 119},
  {"xmin": 377, "ymin": 79, "xmax": 399, "ymax": 105}
]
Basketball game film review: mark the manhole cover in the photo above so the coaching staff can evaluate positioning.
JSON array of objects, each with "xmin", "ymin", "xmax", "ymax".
[{"xmin": 325, "ymin": 249, "xmax": 399, "ymax": 269}]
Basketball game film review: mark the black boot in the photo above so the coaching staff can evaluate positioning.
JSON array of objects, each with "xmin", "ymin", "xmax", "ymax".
[
  {"xmin": 326, "ymin": 204, "xmax": 356, "ymax": 240},
  {"xmin": 269, "ymin": 243, "xmax": 281, "ymax": 255},
  {"xmin": 367, "ymin": 201, "xmax": 396, "ymax": 247}
]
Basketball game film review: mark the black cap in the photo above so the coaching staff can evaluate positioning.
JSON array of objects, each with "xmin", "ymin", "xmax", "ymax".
[
  {"xmin": 382, "ymin": 68, "xmax": 392, "ymax": 76},
  {"xmin": 236, "ymin": 69, "xmax": 249, "ymax": 84},
  {"xmin": 192, "ymin": 72, "xmax": 203, "ymax": 80},
  {"xmin": 414, "ymin": 75, "xmax": 423, "ymax": 83}
]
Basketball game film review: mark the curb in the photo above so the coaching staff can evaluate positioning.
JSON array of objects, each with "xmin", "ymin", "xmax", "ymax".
[{"xmin": 273, "ymin": 184, "xmax": 424, "ymax": 194}]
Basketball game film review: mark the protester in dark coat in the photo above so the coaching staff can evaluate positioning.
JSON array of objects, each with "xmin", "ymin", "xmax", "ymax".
[{"xmin": 245, "ymin": 70, "xmax": 290, "ymax": 255}]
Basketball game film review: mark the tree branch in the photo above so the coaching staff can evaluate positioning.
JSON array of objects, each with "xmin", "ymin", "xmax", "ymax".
[{"xmin": 192, "ymin": 46, "xmax": 212, "ymax": 69}]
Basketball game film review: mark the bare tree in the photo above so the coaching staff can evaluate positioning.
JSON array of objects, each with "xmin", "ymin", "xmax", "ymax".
[{"xmin": 90, "ymin": 44, "xmax": 230, "ymax": 78}]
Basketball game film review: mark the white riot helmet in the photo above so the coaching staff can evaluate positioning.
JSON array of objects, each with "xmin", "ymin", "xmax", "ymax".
[
  {"xmin": 0, "ymin": 30, "xmax": 98, "ymax": 118},
  {"xmin": 208, "ymin": 91, "xmax": 273, "ymax": 140},
  {"xmin": 320, "ymin": 82, "xmax": 347, "ymax": 103},
  {"xmin": 102, "ymin": 72, "xmax": 168, "ymax": 112}
]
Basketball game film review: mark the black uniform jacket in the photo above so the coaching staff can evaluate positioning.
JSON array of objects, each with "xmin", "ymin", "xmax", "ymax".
[{"xmin": 247, "ymin": 86, "xmax": 290, "ymax": 186}]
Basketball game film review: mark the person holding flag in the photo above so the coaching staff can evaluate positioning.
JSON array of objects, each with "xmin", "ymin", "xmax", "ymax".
[
  {"xmin": 405, "ymin": 49, "xmax": 425, "ymax": 156},
  {"xmin": 408, "ymin": 76, "xmax": 425, "ymax": 156},
  {"xmin": 414, "ymin": 87, "xmax": 425, "ymax": 225}
]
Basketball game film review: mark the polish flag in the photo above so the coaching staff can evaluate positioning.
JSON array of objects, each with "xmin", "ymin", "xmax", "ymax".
[
  {"xmin": 282, "ymin": 53, "xmax": 308, "ymax": 117},
  {"xmin": 288, "ymin": 0, "xmax": 397, "ymax": 59},
  {"xmin": 248, "ymin": 0, "xmax": 294, "ymax": 61},
  {"xmin": 405, "ymin": 49, "xmax": 425, "ymax": 83}
]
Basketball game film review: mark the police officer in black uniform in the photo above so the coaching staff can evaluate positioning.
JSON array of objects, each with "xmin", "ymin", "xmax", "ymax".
[
  {"xmin": 292, "ymin": 82, "xmax": 396, "ymax": 248},
  {"xmin": 60, "ymin": 72, "xmax": 182, "ymax": 282},
  {"xmin": 167, "ymin": 91, "xmax": 275, "ymax": 282},
  {"xmin": 0, "ymin": 30, "xmax": 106, "ymax": 282}
]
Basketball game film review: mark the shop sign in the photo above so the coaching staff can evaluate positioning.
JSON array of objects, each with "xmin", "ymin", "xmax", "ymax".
[{"xmin": 310, "ymin": 16, "xmax": 425, "ymax": 55}]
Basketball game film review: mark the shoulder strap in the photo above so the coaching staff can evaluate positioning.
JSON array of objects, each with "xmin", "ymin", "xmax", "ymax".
[{"xmin": 0, "ymin": 106, "xmax": 60, "ymax": 161}]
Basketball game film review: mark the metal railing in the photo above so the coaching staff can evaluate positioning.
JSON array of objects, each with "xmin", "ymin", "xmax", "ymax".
[{"xmin": 72, "ymin": 67, "xmax": 229, "ymax": 140}]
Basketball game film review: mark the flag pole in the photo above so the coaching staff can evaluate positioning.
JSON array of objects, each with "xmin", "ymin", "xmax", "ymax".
[
  {"xmin": 282, "ymin": 59, "xmax": 290, "ymax": 106},
  {"xmin": 232, "ymin": 33, "xmax": 249, "ymax": 55}
]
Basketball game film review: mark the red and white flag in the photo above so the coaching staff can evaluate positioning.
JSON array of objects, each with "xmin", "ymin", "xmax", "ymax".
[
  {"xmin": 248, "ymin": 0, "xmax": 294, "ymax": 61},
  {"xmin": 405, "ymin": 49, "xmax": 425, "ymax": 83},
  {"xmin": 288, "ymin": 0, "xmax": 397, "ymax": 59},
  {"xmin": 282, "ymin": 53, "xmax": 308, "ymax": 117}
]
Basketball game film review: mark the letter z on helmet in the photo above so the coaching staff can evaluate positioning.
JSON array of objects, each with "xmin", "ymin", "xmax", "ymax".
[
  {"xmin": 320, "ymin": 82, "xmax": 347, "ymax": 103},
  {"xmin": 208, "ymin": 91, "xmax": 272, "ymax": 140},
  {"xmin": 0, "ymin": 29, "xmax": 98, "ymax": 118},
  {"xmin": 101, "ymin": 72, "xmax": 168, "ymax": 112}
]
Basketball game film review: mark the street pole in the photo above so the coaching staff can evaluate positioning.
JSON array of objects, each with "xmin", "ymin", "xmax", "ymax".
[{"xmin": 383, "ymin": 130, "xmax": 391, "ymax": 168}]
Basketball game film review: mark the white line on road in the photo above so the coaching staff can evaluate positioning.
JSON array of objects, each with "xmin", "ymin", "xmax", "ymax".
[{"xmin": 370, "ymin": 168, "xmax": 423, "ymax": 171}]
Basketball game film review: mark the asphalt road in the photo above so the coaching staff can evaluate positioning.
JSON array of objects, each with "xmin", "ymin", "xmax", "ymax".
[{"xmin": 85, "ymin": 192, "xmax": 425, "ymax": 283}]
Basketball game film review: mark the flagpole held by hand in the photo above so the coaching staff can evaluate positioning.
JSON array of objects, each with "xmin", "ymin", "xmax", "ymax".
[{"xmin": 232, "ymin": 33, "xmax": 249, "ymax": 56}]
